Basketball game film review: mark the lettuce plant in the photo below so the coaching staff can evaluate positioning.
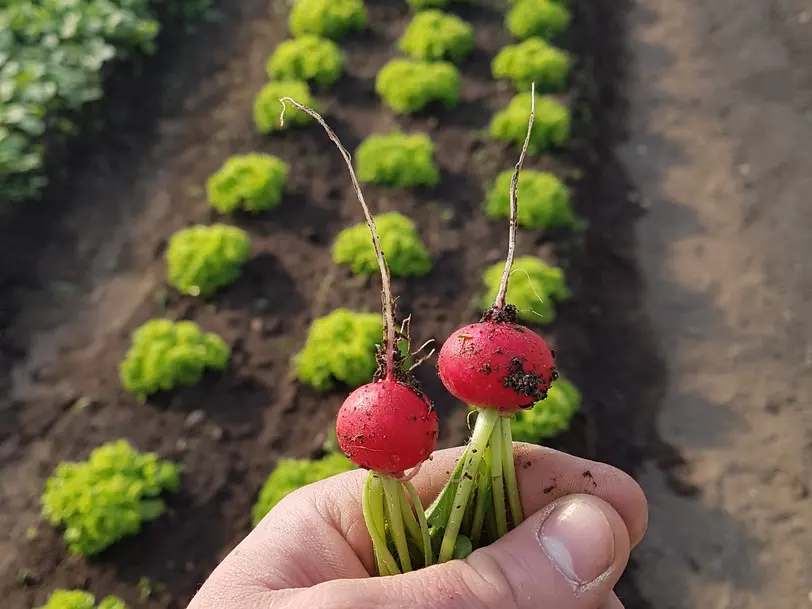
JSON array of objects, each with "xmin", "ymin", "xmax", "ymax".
[
  {"xmin": 166, "ymin": 224, "xmax": 252, "ymax": 297},
  {"xmin": 119, "ymin": 319, "xmax": 231, "ymax": 399},
  {"xmin": 490, "ymin": 93, "xmax": 570, "ymax": 153},
  {"xmin": 289, "ymin": 0, "xmax": 367, "ymax": 39},
  {"xmin": 481, "ymin": 256, "xmax": 568, "ymax": 324},
  {"xmin": 294, "ymin": 309, "xmax": 382, "ymax": 391},
  {"xmin": 398, "ymin": 10, "xmax": 474, "ymax": 63},
  {"xmin": 506, "ymin": 0, "xmax": 570, "ymax": 40},
  {"xmin": 485, "ymin": 169, "xmax": 576, "ymax": 230},
  {"xmin": 406, "ymin": 0, "xmax": 473, "ymax": 9},
  {"xmin": 376, "ymin": 59, "xmax": 460, "ymax": 114},
  {"xmin": 35, "ymin": 590, "xmax": 128, "ymax": 609},
  {"xmin": 252, "ymin": 453, "xmax": 355, "ymax": 525},
  {"xmin": 492, "ymin": 38, "xmax": 571, "ymax": 91},
  {"xmin": 512, "ymin": 377, "xmax": 580, "ymax": 442},
  {"xmin": 41, "ymin": 440, "xmax": 181, "ymax": 556},
  {"xmin": 356, "ymin": 132, "xmax": 439, "ymax": 188},
  {"xmin": 254, "ymin": 80, "xmax": 319, "ymax": 133},
  {"xmin": 266, "ymin": 35, "xmax": 345, "ymax": 88},
  {"xmin": 206, "ymin": 154, "xmax": 289, "ymax": 213},
  {"xmin": 333, "ymin": 212, "xmax": 432, "ymax": 277}
]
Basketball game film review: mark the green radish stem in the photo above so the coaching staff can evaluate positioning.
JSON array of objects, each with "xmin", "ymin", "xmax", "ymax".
[
  {"xmin": 364, "ymin": 473, "xmax": 401, "ymax": 575},
  {"xmin": 400, "ymin": 486, "xmax": 423, "ymax": 546},
  {"xmin": 490, "ymin": 418, "xmax": 508, "ymax": 538},
  {"xmin": 405, "ymin": 481, "xmax": 433, "ymax": 567},
  {"xmin": 438, "ymin": 408, "xmax": 499, "ymax": 563},
  {"xmin": 470, "ymin": 451, "xmax": 492, "ymax": 547},
  {"xmin": 382, "ymin": 477, "xmax": 412, "ymax": 572},
  {"xmin": 502, "ymin": 416, "xmax": 523, "ymax": 527}
]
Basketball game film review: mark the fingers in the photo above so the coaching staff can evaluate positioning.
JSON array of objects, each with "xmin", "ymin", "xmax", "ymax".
[
  {"xmin": 599, "ymin": 592, "xmax": 625, "ymax": 609},
  {"xmin": 292, "ymin": 494, "xmax": 631, "ymax": 609}
]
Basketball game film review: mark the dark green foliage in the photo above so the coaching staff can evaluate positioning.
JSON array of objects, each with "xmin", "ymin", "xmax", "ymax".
[
  {"xmin": 166, "ymin": 224, "xmax": 252, "ymax": 297},
  {"xmin": 376, "ymin": 59, "xmax": 461, "ymax": 114},
  {"xmin": 267, "ymin": 35, "xmax": 345, "ymax": 87},
  {"xmin": 490, "ymin": 93, "xmax": 571, "ymax": 153},
  {"xmin": 289, "ymin": 0, "xmax": 367, "ymax": 39},
  {"xmin": 41, "ymin": 440, "xmax": 181, "ymax": 556},
  {"xmin": 333, "ymin": 212, "xmax": 433, "ymax": 277},
  {"xmin": 485, "ymin": 169, "xmax": 577, "ymax": 230},
  {"xmin": 207, "ymin": 154, "xmax": 289, "ymax": 213},
  {"xmin": 492, "ymin": 38, "xmax": 571, "ymax": 91},
  {"xmin": 356, "ymin": 132, "xmax": 439, "ymax": 188},
  {"xmin": 398, "ymin": 10, "xmax": 474, "ymax": 63},
  {"xmin": 119, "ymin": 319, "xmax": 231, "ymax": 399}
]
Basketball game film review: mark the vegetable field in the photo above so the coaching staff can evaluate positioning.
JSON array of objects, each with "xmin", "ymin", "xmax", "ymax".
[{"xmin": 0, "ymin": 0, "xmax": 663, "ymax": 607}]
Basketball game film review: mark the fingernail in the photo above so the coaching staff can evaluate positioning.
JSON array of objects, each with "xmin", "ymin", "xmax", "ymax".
[{"xmin": 539, "ymin": 498, "xmax": 615, "ymax": 585}]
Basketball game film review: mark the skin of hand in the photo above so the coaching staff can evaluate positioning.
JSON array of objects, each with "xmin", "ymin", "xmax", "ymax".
[{"xmin": 188, "ymin": 444, "xmax": 648, "ymax": 609}]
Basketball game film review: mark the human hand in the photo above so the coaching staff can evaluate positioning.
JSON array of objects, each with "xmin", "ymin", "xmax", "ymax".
[{"xmin": 188, "ymin": 444, "xmax": 648, "ymax": 609}]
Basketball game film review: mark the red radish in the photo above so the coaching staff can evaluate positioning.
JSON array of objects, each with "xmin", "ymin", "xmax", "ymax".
[
  {"xmin": 337, "ymin": 378, "xmax": 438, "ymax": 475},
  {"xmin": 438, "ymin": 309, "xmax": 557, "ymax": 414},
  {"xmin": 280, "ymin": 97, "xmax": 437, "ymax": 575}
]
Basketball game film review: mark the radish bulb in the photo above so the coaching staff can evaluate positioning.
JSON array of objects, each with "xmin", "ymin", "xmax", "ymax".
[
  {"xmin": 280, "ymin": 98, "xmax": 438, "ymax": 575},
  {"xmin": 432, "ymin": 84, "xmax": 556, "ymax": 563}
]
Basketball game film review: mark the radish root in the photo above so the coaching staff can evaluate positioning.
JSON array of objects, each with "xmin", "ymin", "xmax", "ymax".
[
  {"xmin": 493, "ymin": 82, "xmax": 536, "ymax": 312},
  {"xmin": 280, "ymin": 98, "xmax": 397, "ymax": 379}
]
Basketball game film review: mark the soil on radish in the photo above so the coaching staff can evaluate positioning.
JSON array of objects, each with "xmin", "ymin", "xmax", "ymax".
[{"xmin": 0, "ymin": 0, "xmax": 666, "ymax": 608}]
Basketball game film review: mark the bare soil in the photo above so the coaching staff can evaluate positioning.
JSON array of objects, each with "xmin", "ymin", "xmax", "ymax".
[{"xmin": 0, "ymin": 0, "xmax": 666, "ymax": 608}]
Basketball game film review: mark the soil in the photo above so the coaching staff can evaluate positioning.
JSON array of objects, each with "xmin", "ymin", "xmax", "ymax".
[{"xmin": 0, "ymin": 0, "xmax": 666, "ymax": 608}]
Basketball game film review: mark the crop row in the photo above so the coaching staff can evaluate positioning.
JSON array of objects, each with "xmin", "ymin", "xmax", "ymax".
[
  {"xmin": 0, "ymin": 0, "xmax": 214, "ymax": 205},
  {"xmin": 35, "ymin": 0, "xmax": 584, "ymax": 604}
]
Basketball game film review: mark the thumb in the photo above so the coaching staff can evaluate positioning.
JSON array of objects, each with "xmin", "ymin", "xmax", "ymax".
[{"xmin": 296, "ymin": 494, "xmax": 631, "ymax": 609}]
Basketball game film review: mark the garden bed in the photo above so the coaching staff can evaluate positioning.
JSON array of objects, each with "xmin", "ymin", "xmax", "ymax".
[{"xmin": 0, "ymin": 0, "xmax": 664, "ymax": 607}]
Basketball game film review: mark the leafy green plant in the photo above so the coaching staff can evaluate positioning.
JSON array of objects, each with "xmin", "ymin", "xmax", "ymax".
[
  {"xmin": 512, "ymin": 378, "xmax": 580, "ymax": 442},
  {"xmin": 119, "ymin": 319, "xmax": 231, "ymax": 399},
  {"xmin": 398, "ymin": 10, "xmax": 474, "ymax": 63},
  {"xmin": 289, "ymin": 0, "xmax": 367, "ymax": 39},
  {"xmin": 41, "ymin": 440, "xmax": 180, "ymax": 556},
  {"xmin": 485, "ymin": 169, "xmax": 577, "ymax": 230},
  {"xmin": 406, "ymin": 0, "xmax": 473, "ymax": 9},
  {"xmin": 266, "ymin": 35, "xmax": 345, "ymax": 88},
  {"xmin": 254, "ymin": 80, "xmax": 319, "ymax": 133},
  {"xmin": 376, "ymin": 59, "xmax": 461, "ymax": 114},
  {"xmin": 252, "ymin": 453, "xmax": 355, "ymax": 525},
  {"xmin": 333, "ymin": 212, "xmax": 433, "ymax": 277},
  {"xmin": 206, "ymin": 154, "xmax": 289, "ymax": 213},
  {"xmin": 34, "ymin": 589, "xmax": 129, "ymax": 609},
  {"xmin": 356, "ymin": 132, "xmax": 439, "ymax": 188},
  {"xmin": 490, "ymin": 93, "xmax": 571, "ymax": 153},
  {"xmin": 492, "ymin": 38, "xmax": 571, "ymax": 91},
  {"xmin": 481, "ymin": 255, "xmax": 568, "ymax": 324},
  {"xmin": 294, "ymin": 309, "xmax": 382, "ymax": 391},
  {"xmin": 166, "ymin": 224, "xmax": 251, "ymax": 297},
  {"xmin": 0, "ymin": 0, "xmax": 213, "ymax": 205},
  {"xmin": 506, "ymin": 0, "xmax": 570, "ymax": 40}
]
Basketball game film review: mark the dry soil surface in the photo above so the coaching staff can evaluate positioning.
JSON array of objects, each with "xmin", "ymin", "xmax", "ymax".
[{"xmin": 621, "ymin": 0, "xmax": 812, "ymax": 607}]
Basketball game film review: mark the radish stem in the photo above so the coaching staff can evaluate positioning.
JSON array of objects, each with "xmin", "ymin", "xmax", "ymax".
[
  {"xmin": 382, "ymin": 477, "xmax": 412, "ymax": 572},
  {"xmin": 438, "ymin": 408, "xmax": 499, "ymax": 563},
  {"xmin": 405, "ymin": 481, "xmax": 433, "ymax": 567},
  {"xmin": 364, "ymin": 473, "xmax": 400, "ymax": 575},
  {"xmin": 470, "ymin": 450, "xmax": 492, "ymax": 547},
  {"xmin": 502, "ymin": 416, "xmax": 523, "ymax": 527},
  {"xmin": 399, "ymin": 486, "xmax": 423, "ymax": 547},
  {"xmin": 490, "ymin": 418, "xmax": 508, "ymax": 538}
]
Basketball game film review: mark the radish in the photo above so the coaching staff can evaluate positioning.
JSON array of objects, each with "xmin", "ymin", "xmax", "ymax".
[
  {"xmin": 431, "ymin": 84, "xmax": 557, "ymax": 562},
  {"xmin": 280, "ymin": 98, "xmax": 438, "ymax": 575}
]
